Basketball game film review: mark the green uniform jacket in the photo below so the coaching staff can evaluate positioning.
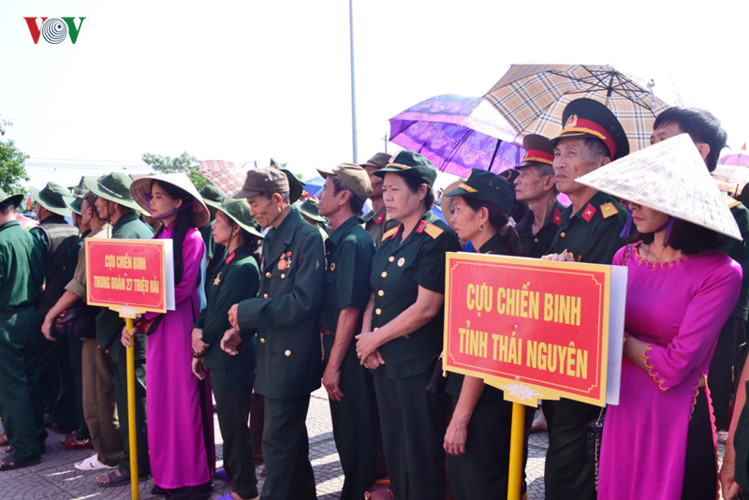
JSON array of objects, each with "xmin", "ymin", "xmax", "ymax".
[
  {"xmin": 195, "ymin": 246, "xmax": 260, "ymax": 369},
  {"xmin": 369, "ymin": 210, "xmax": 460, "ymax": 379},
  {"xmin": 0, "ymin": 220, "xmax": 44, "ymax": 308},
  {"xmin": 723, "ymin": 202, "xmax": 749, "ymax": 321},
  {"xmin": 548, "ymin": 191, "xmax": 626, "ymax": 264},
  {"xmin": 96, "ymin": 213, "xmax": 154, "ymax": 363},
  {"xmin": 320, "ymin": 216, "xmax": 375, "ymax": 335},
  {"xmin": 31, "ymin": 216, "xmax": 78, "ymax": 316},
  {"xmin": 236, "ymin": 207, "xmax": 325, "ymax": 399},
  {"xmin": 517, "ymin": 200, "xmax": 565, "ymax": 258}
]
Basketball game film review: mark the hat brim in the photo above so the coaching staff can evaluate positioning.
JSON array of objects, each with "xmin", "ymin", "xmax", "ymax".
[
  {"xmin": 29, "ymin": 186, "xmax": 72, "ymax": 217},
  {"xmin": 439, "ymin": 179, "xmax": 465, "ymax": 230},
  {"xmin": 130, "ymin": 174, "xmax": 210, "ymax": 228},
  {"xmin": 83, "ymin": 177, "xmax": 148, "ymax": 215},
  {"xmin": 216, "ymin": 208, "xmax": 264, "ymax": 240},
  {"xmin": 204, "ymin": 198, "xmax": 223, "ymax": 210},
  {"xmin": 231, "ymin": 188, "xmax": 265, "ymax": 199},
  {"xmin": 1, "ymin": 193, "xmax": 24, "ymax": 208}
]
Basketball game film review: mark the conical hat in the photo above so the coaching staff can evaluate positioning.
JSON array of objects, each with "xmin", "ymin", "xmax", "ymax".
[
  {"xmin": 130, "ymin": 173, "xmax": 210, "ymax": 228},
  {"xmin": 577, "ymin": 133, "xmax": 741, "ymax": 240}
]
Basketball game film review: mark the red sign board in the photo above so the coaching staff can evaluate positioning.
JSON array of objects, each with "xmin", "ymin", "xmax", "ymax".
[
  {"xmin": 444, "ymin": 253, "xmax": 624, "ymax": 407},
  {"xmin": 86, "ymin": 239, "xmax": 171, "ymax": 315}
]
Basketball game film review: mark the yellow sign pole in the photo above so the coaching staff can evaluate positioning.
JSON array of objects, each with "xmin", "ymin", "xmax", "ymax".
[
  {"xmin": 507, "ymin": 402, "xmax": 525, "ymax": 500},
  {"xmin": 125, "ymin": 317, "xmax": 139, "ymax": 500}
]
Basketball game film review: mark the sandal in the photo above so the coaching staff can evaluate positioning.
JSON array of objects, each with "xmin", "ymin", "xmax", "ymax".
[
  {"xmin": 62, "ymin": 431, "xmax": 94, "ymax": 450},
  {"xmin": 97, "ymin": 468, "xmax": 131, "ymax": 488},
  {"xmin": 0, "ymin": 433, "xmax": 7, "ymax": 447},
  {"xmin": 0, "ymin": 455, "xmax": 40, "ymax": 471}
]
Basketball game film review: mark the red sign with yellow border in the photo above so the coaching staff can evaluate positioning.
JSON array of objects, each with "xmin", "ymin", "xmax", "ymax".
[
  {"xmin": 86, "ymin": 239, "xmax": 171, "ymax": 316},
  {"xmin": 444, "ymin": 253, "xmax": 625, "ymax": 407}
]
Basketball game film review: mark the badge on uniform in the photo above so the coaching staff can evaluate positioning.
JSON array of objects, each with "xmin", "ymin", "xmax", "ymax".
[
  {"xmin": 278, "ymin": 251, "xmax": 293, "ymax": 271},
  {"xmin": 581, "ymin": 203, "xmax": 596, "ymax": 222}
]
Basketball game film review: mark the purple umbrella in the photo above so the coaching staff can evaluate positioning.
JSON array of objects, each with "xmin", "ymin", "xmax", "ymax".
[
  {"xmin": 719, "ymin": 151, "xmax": 749, "ymax": 167},
  {"xmin": 389, "ymin": 94, "xmax": 525, "ymax": 178}
]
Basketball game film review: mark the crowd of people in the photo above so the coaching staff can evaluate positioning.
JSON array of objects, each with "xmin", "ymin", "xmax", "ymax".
[{"xmin": 0, "ymin": 97, "xmax": 748, "ymax": 500}]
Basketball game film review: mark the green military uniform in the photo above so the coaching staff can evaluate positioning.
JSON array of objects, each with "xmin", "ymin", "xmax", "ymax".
[
  {"xmin": 369, "ymin": 209, "xmax": 460, "ymax": 500},
  {"xmin": 363, "ymin": 205, "xmax": 398, "ymax": 248},
  {"xmin": 517, "ymin": 200, "xmax": 565, "ymax": 258},
  {"xmin": 320, "ymin": 215, "xmax": 377, "ymax": 500},
  {"xmin": 196, "ymin": 245, "xmax": 260, "ymax": 499},
  {"xmin": 236, "ymin": 205, "xmax": 325, "ymax": 500},
  {"xmin": 708, "ymin": 200, "xmax": 749, "ymax": 430},
  {"xmin": 542, "ymin": 192, "xmax": 626, "ymax": 500},
  {"xmin": 0, "ymin": 215, "xmax": 46, "ymax": 465},
  {"xmin": 542, "ymin": 97, "xmax": 629, "ymax": 500}
]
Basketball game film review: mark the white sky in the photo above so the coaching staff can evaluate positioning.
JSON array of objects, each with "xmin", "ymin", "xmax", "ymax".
[{"xmin": 1, "ymin": 0, "xmax": 748, "ymax": 191}]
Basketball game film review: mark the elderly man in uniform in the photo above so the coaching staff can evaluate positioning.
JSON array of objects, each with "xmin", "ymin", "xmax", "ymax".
[
  {"xmin": 315, "ymin": 163, "xmax": 378, "ymax": 500},
  {"xmin": 41, "ymin": 189, "xmax": 122, "ymax": 471},
  {"xmin": 223, "ymin": 167, "xmax": 325, "ymax": 500},
  {"xmin": 30, "ymin": 182, "xmax": 79, "ymax": 436},
  {"xmin": 360, "ymin": 152, "xmax": 398, "ymax": 246},
  {"xmin": 0, "ymin": 189, "xmax": 46, "ymax": 470},
  {"xmin": 541, "ymin": 98, "xmax": 629, "ymax": 500},
  {"xmin": 651, "ymin": 107, "xmax": 749, "ymax": 499}
]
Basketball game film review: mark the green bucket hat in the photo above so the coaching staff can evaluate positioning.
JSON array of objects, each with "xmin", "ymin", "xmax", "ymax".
[
  {"xmin": 444, "ymin": 168, "xmax": 516, "ymax": 215},
  {"xmin": 216, "ymin": 198, "xmax": 264, "ymax": 240},
  {"xmin": 0, "ymin": 188, "xmax": 24, "ymax": 209},
  {"xmin": 84, "ymin": 172, "xmax": 145, "ymax": 213},
  {"xmin": 199, "ymin": 183, "xmax": 225, "ymax": 210},
  {"xmin": 29, "ymin": 182, "xmax": 73, "ymax": 217},
  {"xmin": 297, "ymin": 197, "xmax": 327, "ymax": 223},
  {"xmin": 374, "ymin": 150, "xmax": 437, "ymax": 186},
  {"xmin": 270, "ymin": 158, "xmax": 305, "ymax": 203},
  {"xmin": 67, "ymin": 194, "xmax": 85, "ymax": 216}
]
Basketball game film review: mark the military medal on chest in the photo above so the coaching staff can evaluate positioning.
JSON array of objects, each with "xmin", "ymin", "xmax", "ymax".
[{"xmin": 278, "ymin": 251, "xmax": 293, "ymax": 271}]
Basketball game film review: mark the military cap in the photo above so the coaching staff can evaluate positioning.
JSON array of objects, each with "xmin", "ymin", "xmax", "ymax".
[
  {"xmin": 216, "ymin": 198, "xmax": 264, "ymax": 240},
  {"xmin": 316, "ymin": 163, "xmax": 373, "ymax": 202},
  {"xmin": 551, "ymin": 98, "xmax": 629, "ymax": 160},
  {"xmin": 199, "ymin": 183, "xmax": 224, "ymax": 210},
  {"xmin": 360, "ymin": 152, "xmax": 391, "ymax": 170},
  {"xmin": 29, "ymin": 181, "xmax": 73, "ymax": 217},
  {"xmin": 297, "ymin": 197, "xmax": 327, "ymax": 223},
  {"xmin": 444, "ymin": 168, "xmax": 516, "ymax": 215},
  {"xmin": 0, "ymin": 188, "xmax": 23, "ymax": 209},
  {"xmin": 233, "ymin": 167, "xmax": 290, "ymax": 199},
  {"xmin": 517, "ymin": 134, "xmax": 555, "ymax": 168},
  {"xmin": 374, "ymin": 150, "xmax": 438, "ymax": 186},
  {"xmin": 130, "ymin": 172, "xmax": 210, "ymax": 228},
  {"xmin": 84, "ymin": 172, "xmax": 145, "ymax": 213}
]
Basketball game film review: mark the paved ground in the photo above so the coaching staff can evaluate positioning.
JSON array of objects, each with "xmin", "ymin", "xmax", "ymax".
[{"xmin": 0, "ymin": 390, "xmax": 725, "ymax": 499}]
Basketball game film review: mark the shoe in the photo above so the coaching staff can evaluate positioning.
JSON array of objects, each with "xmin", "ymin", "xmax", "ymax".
[
  {"xmin": 97, "ymin": 468, "xmax": 131, "ymax": 487},
  {"xmin": 0, "ymin": 433, "xmax": 7, "ymax": 447},
  {"xmin": 215, "ymin": 467, "xmax": 231, "ymax": 481},
  {"xmin": 74, "ymin": 453, "xmax": 116, "ymax": 471},
  {"xmin": 0, "ymin": 455, "xmax": 40, "ymax": 471},
  {"xmin": 62, "ymin": 431, "xmax": 94, "ymax": 450}
]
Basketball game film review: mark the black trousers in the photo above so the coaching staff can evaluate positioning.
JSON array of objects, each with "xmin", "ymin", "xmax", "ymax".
[
  {"xmin": 113, "ymin": 358, "xmax": 150, "ymax": 476},
  {"xmin": 261, "ymin": 395, "xmax": 316, "ymax": 500},
  {"xmin": 709, "ymin": 318, "xmax": 746, "ymax": 430},
  {"xmin": 682, "ymin": 386, "xmax": 719, "ymax": 499},
  {"xmin": 211, "ymin": 365, "xmax": 258, "ymax": 499},
  {"xmin": 372, "ymin": 369, "xmax": 447, "ymax": 500}
]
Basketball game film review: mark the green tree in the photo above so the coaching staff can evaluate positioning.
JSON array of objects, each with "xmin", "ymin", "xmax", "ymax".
[
  {"xmin": 141, "ymin": 151, "xmax": 209, "ymax": 189},
  {"xmin": 0, "ymin": 139, "xmax": 30, "ymax": 194}
]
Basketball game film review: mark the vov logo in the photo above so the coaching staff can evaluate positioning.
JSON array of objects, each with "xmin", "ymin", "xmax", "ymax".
[{"xmin": 24, "ymin": 17, "xmax": 85, "ymax": 45}]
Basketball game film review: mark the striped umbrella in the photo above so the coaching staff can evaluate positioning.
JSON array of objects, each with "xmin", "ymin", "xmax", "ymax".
[{"xmin": 483, "ymin": 64, "xmax": 674, "ymax": 153}]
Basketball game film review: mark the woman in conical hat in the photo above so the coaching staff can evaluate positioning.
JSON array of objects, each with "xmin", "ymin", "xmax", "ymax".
[
  {"xmin": 576, "ymin": 134, "xmax": 742, "ymax": 500},
  {"xmin": 123, "ymin": 173, "xmax": 214, "ymax": 498}
]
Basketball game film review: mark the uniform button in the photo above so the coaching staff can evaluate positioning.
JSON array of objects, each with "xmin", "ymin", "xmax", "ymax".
[
  {"xmin": 560, "ymin": 232, "xmax": 566, "ymax": 238},
  {"xmin": 265, "ymin": 272, "xmax": 272, "ymax": 278},
  {"xmin": 281, "ymin": 273, "xmax": 286, "ymax": 279},
  {"xmin": 388, "ymin": 256, "xmax": 395, "ymax": 262},
  {"xmin": 284, "ymin": 349, "xmax": 291, "ymax": 357},
  {"xmin": 375, "ymin": 308, "xmax": 382, "ymax": 315},
  {"xmin": 381, "ymin": 271, "xmax": 387, "ymax": 278},
  {"xmin": 378, "ymin": 290, "xmax": 384, "ymax": 297},
  {"xmin": 259, "ymin": 338, "xmax": 265, "ymax": 343},
  {"xmin": 405, "ymin": 334, "xmax": 410, "ymax": 339},
  {"xmin": 374, "ymin": 327, "xmax": 379, "ymax": 331},
  {"xmin": 534, "ymin": 238, "xmax": 539, "ymax": 243},
  {"xmin": 263, "ymin": 293, "xmax": 269, "ymax": 299}
]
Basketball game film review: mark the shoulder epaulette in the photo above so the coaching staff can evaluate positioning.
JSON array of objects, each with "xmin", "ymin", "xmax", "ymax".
[
  {"xmin": 724, "ymin": 194, "xmax": 742, "ymax": 209},
  {"xmin": 599, "ymin": 201, "xmax": 619, "ymax": 219},
  {"xmin": 423, "ymin": 222, "xmax": 444, "ymax": 240},
  {"xmin": 382, "ymin": 227, "xmax": 398, "ymax": 241}
]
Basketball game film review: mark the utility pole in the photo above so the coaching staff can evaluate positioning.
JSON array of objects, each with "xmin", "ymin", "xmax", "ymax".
[{"xmin": 348, "ymin": 0, "xmax": 358, "ymax": 162}]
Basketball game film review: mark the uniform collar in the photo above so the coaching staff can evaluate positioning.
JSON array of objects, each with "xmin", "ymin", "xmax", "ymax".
[
  {"xmin": 327, "ymin": 215, "xmax": 359, "ymax": 246},
  {"xmin": 113, "ymin": 211, "xmax": 139, "ymax": 230},
  {"xmin": 478, "ymin": 231, "xmax": 511, "ymax": 255},
  {"xmin": 571, "ymin": 191, "xmax": 610, "ymax": 223},
  {"xmin": 0, "ymin": 220, "xmax": 20, "ymax": 231}
]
